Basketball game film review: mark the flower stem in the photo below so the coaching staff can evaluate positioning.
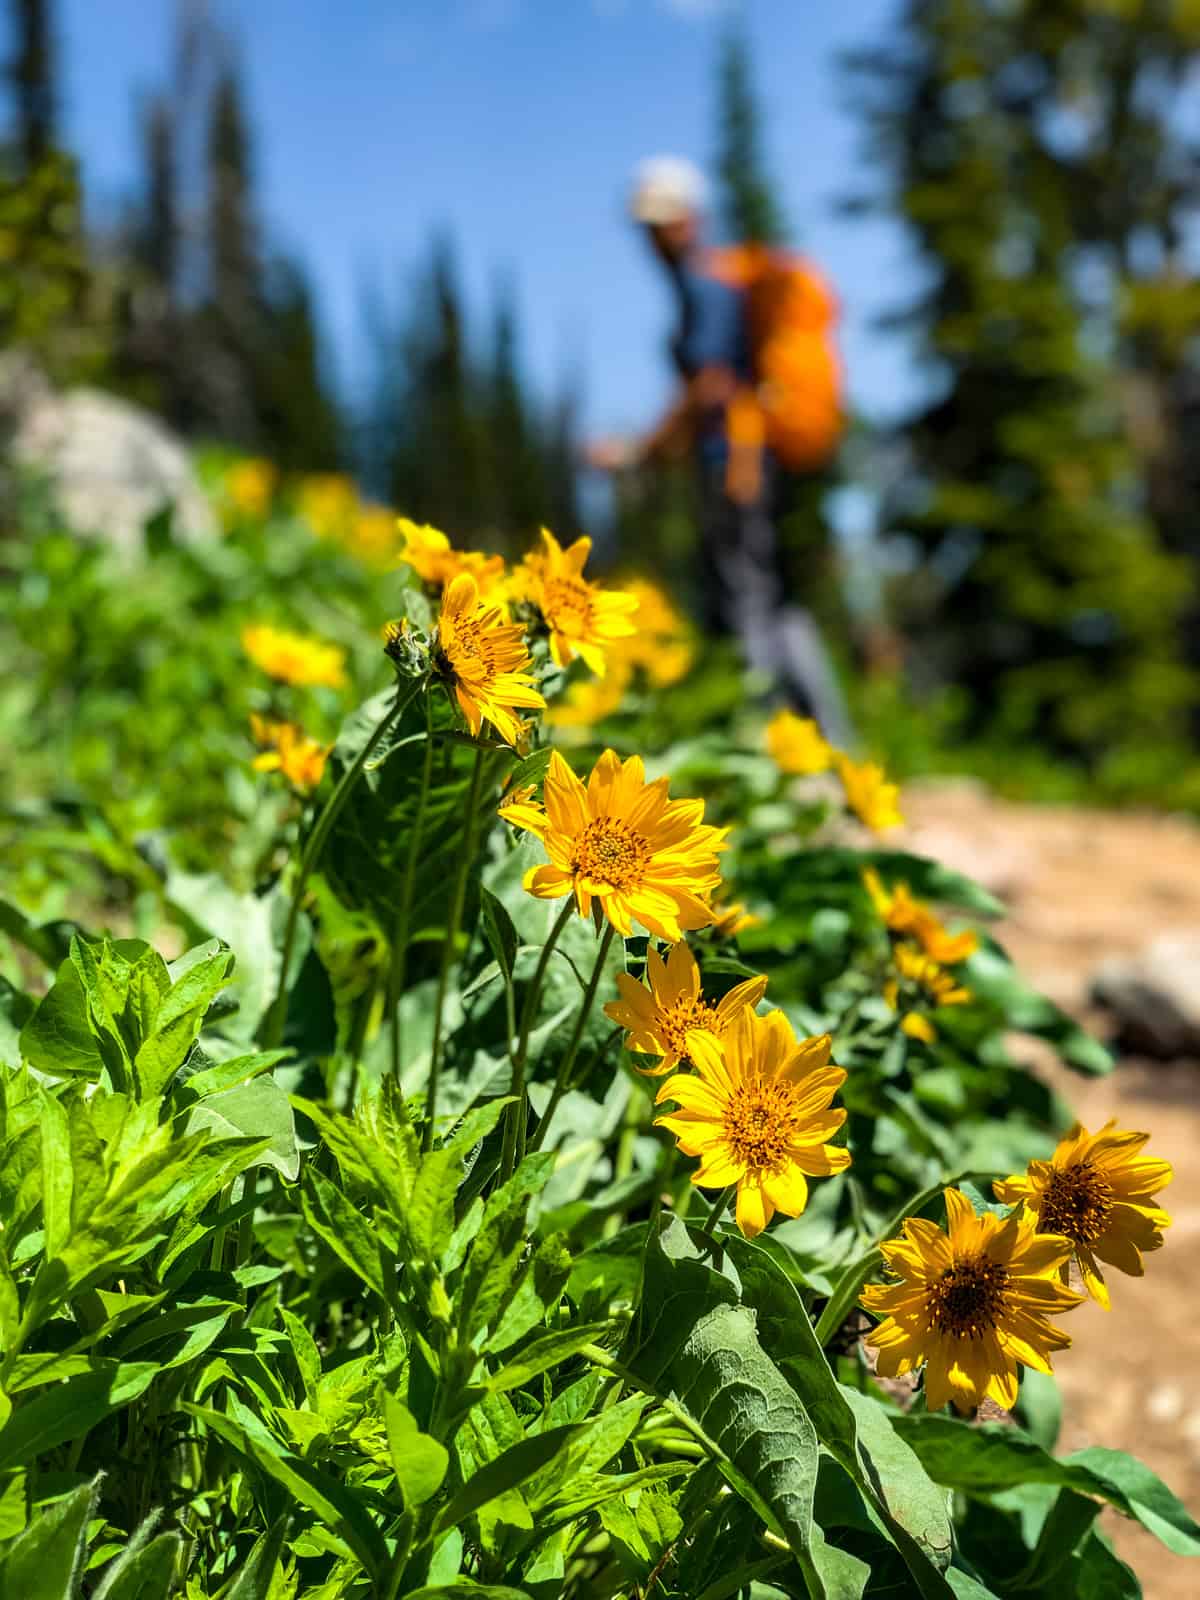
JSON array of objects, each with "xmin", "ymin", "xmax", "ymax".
[
  {"xmin": 387, "ymin": 695, "xmax": 435, "ymax": 1081},
  {"xmin": 701, "ymin": 1182, "xmax": 737, "ymax": 1240},
  {"xmin": 423, "ymin": 745, "xmax": 487, "ymax": 1152},
  {"xmin": 529, "ymin": 922, "xmax": 617, "ymax": 1153},
  {"xmin": 498, "ymin": 897, "xmax": 575, "ymax": 1182},
  {"xmin": 260, "ymin": 680, "xmax": 420, "ymax": 1050}
]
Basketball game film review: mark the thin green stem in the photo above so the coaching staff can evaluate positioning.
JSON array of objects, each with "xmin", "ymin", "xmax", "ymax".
[
  {"xmin": 388, "ymin": 696, "xmax": 435, "ymax": 1081},
  {"xmin": 529, "ymin": 922, "xmax": 617, "ymax": 1153},
  {"xmin": 423, "ymin": 745, "xmax": 487, "ymax": 1152},
  {"xmin": 260, "ymin": 679, "xmax": 421, "ymax": 1049},
  {"xmin": 701, "ymin": 1182, "xmax": 737, "ymax": 1240},
  {"xmin": 498, "ymin": 898, "xmax": 575, "ymax": 1182}
]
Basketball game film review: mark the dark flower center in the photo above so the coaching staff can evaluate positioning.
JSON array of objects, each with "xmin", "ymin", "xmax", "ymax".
[
  {"xmin": 926, "ymin": 1255, "xmax": 1010, "ymax": 1339},
  {"xmin": 1038, "ymin": 1160, "xmax": 1113, "ymax": 1246}
]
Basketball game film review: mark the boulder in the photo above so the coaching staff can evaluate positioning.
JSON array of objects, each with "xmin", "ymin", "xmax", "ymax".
[
  {"xmin": 1089, "ymin": 931, "xmax": 1200, "ymax": 1059},
  {"xmin": 0, "ymin": 353, "xmax": 216, "ymax": 555}
]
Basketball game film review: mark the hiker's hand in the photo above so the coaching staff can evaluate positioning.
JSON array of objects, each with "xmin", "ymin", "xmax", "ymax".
[{"xmin": 584, "ymin": 437, "xmax": 636, "ymax": 472}]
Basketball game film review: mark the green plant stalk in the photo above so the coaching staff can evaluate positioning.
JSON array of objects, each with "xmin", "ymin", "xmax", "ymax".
[
  {"xmin": 701, "ymin": 1182, "xmax": 737, "ymax": 1239},
  {"xmin": 388, "ymin": 695, "xmax": 435, "ymax": 1080},
  {"xmin": 814, "ymin": 1167, "xmax": 1006, "ymax": 1345},
  {"xmin": 498, "ymin": 897, "xmax": 575, "ymax": 1182},
  {"xmin": 260, "ymin": 678, "xmax": 421, "ymax": 1049},
  {"xmin": 529, "ymin": 921, "xmax": 617, "ymax": 1153},
  {"xmin": 423, "ymin": 744, "xmax": 487, "ymax": 1152}
]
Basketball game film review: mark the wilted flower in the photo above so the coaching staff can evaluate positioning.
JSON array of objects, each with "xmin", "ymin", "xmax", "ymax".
[
  {"xmin": 604, "ymin": 942, "xmax": 767, "ymax": 1076},
  {"xmin": 862, "ymin": 1188, "xmax": 1082, "ymax": 1414},
  {"xmin": 994, "ymin": 1122, "xmax": 1172, "ymax": 1308},
  {"xmin": 505, "ymin": 748, "xmax": 726, "ymax": 941},
  {"xmin": 241, "ymin": 624, "xmax": 347, "ymax": 689},
  {"xmin": 654, "ymin": 1007, "xmax": 850, "ymax": 1239}
]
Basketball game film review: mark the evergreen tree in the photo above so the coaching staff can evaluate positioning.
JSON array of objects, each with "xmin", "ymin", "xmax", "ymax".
[
  {"xmin": 9, "ymin": 0, "xmax": 55, "ymax": 172},
  {"xmin": 255, "ymin": 257, "xmax": 342, "ymax": 471},
  {"xmin": 486, "ymin": 284, "xmax": 546, "ymax": 542},
  {"xmin": 845, "ymin": 0, "xmax": 1196, "ymax": 760},
  {"xmin": 714, "ymin": 26, "xmax": 786, "ymax": 245}
]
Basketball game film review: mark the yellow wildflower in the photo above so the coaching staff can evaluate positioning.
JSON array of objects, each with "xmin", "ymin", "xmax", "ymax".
[
  {"xmin": 435, "ymin": 572, "xmax": 545, "ymax": 747},
  {"xmin": 863, "ymin": 868, "xmax": 979, "ymax": 966},
  {"xmin": 298, "ymin": 474, "xmax": 358, "ymax": 541},
  {"xmin": 348, "ymin": 505, "xmax": 402, "ymax": 569},
  {"xmin": 766, "ymin": 710, "xmax": 833, "ymax": 775},
  {"xmin": 836, "ymin": 753, "xmax": 904, "ymax": 832},
  {"xmin": 398, "ymin": 519, "xmax": 508, "ymax": 601},
  {"xmin": 862, "ymin": 1188, "xmax": 1082, "ymax": 1414},
  {"xmin": 994, "ymin": 1121, "xmax": 1172, "ymax": 1309},
  {"xmin": 225, "ymin": 458, "xmax": 277, "ymax": 519},
  {"xmin": 545, "ymin": 663, "xmax": 631, "ymax": 729},
  {"xmin": 518, "ymin": 528, "xmax": 638, "ymax": 675},
  {"xmin": 884, "ymin": 943, "xmax": 971, "ymax": 1041},
  {"xmin": 619, "ymin": 578, "xmax": 695, "ymax": 687},
  {"xmin": 710, "ymin": 897, "xmax": 760, "ymax": 939},
  {"xmin": 654, "ymin": 1007, "xmax": 850, "ymax": 1239},
  {"xmin": 241, "ymin": 624, "xmax": 347, "ymax": 689},
  {"xmin": 505, "ymin": 748, "xmax": 727, "ymax": 941},
  {"xmin": 604, "ymin": 942, "xmax": 767, "ymax": 1076},
  {"xmin": 249, "ymin": 715, "xmax": 329, "ymax": 794}
]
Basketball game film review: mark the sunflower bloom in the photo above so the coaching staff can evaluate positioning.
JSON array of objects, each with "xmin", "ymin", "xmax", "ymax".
[
  {"xmin": 250, "ymin": 715, "xmax": 329, "ymax": 794},
  {"xmin": 435, "ymin": 573, "xmax": 545, "ymax": 746},
  {"xmin": 994, "ymin": 1122, "xmax": 1172, "ymax": 1309},
  {"xmin": 242, "ymin": 624, "xmax": 347, "ymax": 689},
  {"xmin": 862, "ymin": 1188, "xmax": 1082, "ymax": 1414},
  {"xmin": 836, "ymin": 754, "xmax": 903, "ymax": 832},
  {"xmin": 604, "ymin": 942, "xmax": 767, "ymax": 1076},
  {"xmin": 399, "ymin": 518, "xmax": 508, "ymax": 602},
  {"xmin": 766, "ymin": 710, "xmax": 833, "ymax": 775},
  {"xmin": 505, "ymin": 749, "xmax": 727, "ymax": 941},
  {"xmin": 654, "ymin": 1007, "xmax": 850, "ymax": 1238},
  {"xmin": 863, "ymin": 868, "xmax": 978, "ymax": 965},
  {"xmin": 519, "ymin": 528, "xmax": 638, "ymax": 675}
]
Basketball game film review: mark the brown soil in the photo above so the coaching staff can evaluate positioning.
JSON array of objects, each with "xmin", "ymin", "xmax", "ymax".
[{"xmin": 901, "ymin": 781, "xmax": 1200, "ymax": 1596}]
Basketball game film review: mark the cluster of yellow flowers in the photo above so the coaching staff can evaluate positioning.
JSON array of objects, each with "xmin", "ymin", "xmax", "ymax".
[
  {"xmin": 864, "ymin": 868, "xmax": 977, "ymax": 1042},
  {"xmin": 297, "ymin": 475, "xmax": 404, "ymax": 570},
  {"xmin": 864, "ymin": 1120, "xmax": 1172, "ymax": 1412},
  {"xmin": 221, "ymin": 458, "xmax": 278, "ymax": 522},
  {"xmin": 241, "ymin": 625, "xmax": 346, "ymax": 795},
  {"xmin": 546, "ymin": 576, "xmax": 695, "ymax": 730},
  {"xmin": 766, "ymin": 709, "xmax": 904, "ymax": 833}
]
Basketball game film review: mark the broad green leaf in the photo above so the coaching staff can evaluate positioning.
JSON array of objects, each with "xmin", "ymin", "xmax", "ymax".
[
  {"xmin": 133, "ymin": 941, "xmax": 234, "ymax": 1095},
  {"xmin": 0, "ymin": 979, "xmax": 34, "ymax": 1068},
  {"xmin": 281, "ymin": 1308, "xmax": 322, "ymax": 1407},
  {"xmin": 479, "ymin": 886, "xmax": 518, "ymax": 984},
  {"xmin": 19, "ymin": 957, "xmax": 102, "ymax": 1080},
  {"xmin": 0, "ymin": 1362, "xmax": 157, "ymax": 1471},
  {"xmin": 0, "ymin": 1473, "xmax": 99, "ymax": 1599},
  {"xmin": 838, "ymin": 1385, "xmax": 953, "ymax": 1574},
  {"xmin": 407, "ymin": 1098, "xmax": 510, "ymax": 1264},
  {"xmin": 381, "ymin": 1390, "xmax": 449, "ymax": 1507},
  {"xmin": 894, "ymin": 1415, "xmax": 1200, "ymax": 1555},
  {"xmin": 220, "ymin": 1519, "xmax": 289, "ymax": 1600},
  {"xmin": 181, "ymin": 1075, "xmax": 299, "ymax": 1179},
  {"xmin": 38, "ymin": 1089, "xmax": 73, "ymax": 1259}
]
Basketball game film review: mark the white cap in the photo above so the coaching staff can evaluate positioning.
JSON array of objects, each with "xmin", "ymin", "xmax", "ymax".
[{"xmin": 629, "ymin": 155, "xmax": 708, "ymax": 225}]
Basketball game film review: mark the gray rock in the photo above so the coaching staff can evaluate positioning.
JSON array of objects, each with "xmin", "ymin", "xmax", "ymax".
[
  {"xmin": 1090, "ymin": 931, "xmax": 1200, "ymax": 1059},
  {"xmin": 0, "ymin": 353, "xmax": 216, "ymax": 555}
]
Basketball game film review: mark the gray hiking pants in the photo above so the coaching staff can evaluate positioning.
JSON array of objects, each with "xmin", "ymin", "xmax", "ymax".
[{"xmin": 696, "ymin": 460, "xmax": 855, "ymax": 746}]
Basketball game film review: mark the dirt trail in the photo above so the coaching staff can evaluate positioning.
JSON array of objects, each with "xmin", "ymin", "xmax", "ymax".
[{"xmin": 902, "ymin": 782, "xmax": 1200, "ymax": 1596}]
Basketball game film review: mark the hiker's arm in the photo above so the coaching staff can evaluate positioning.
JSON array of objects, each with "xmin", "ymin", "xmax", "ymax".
[{"xmin": 586, "ymin": 365, "xmax": 737, "ymax": 471}]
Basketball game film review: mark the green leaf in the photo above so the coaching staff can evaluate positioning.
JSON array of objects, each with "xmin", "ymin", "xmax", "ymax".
[
  {"xmin": 133, "ymin": 941, "xmax": 234, "ymax": 1096},
  {"xmin": 0, "ymin": 1363, "xmax": 158, "ymax": 1471},
  {"xmin": 19, "ymin": 956, "xmax": 102, "ymax": 1080},
  {"xmin": 485, "ymin": 1324, "xmax": 610, "ymax": 1392},
  {"xmin": 91, "ymin": 1533, "xmax": 181, "ymax": 1600},
  {"xmin": 301, "ymin": 1168, "xmax": 387, "ymax": 1299},
  {"xmin": 0, "ymin": 979, "xmax": 34, "ymax": 1068},
  {"xmin": 0, "ymin": 1473, "xmax": 99, "ymax": 1600},
  {"xmin": 220, "ymin": 1519, "xmax": 289, "ymax": 1600},
  {"xmin": 433, "ymin": 1425, "xmax": 580, "ymax": 1537},
  {"xmin": 479, "ymin": 886, "xmax": 519, "ymax": 984},
  {"xmin": 838, "ymin": 1385, "xmax": 953, "ymax": 1574},
  {"xmin": 403, "ymin": 1587, "xmax": 533, "ymax": 1599},
  {"xmin": 894, "ymin": 1415, "xmax": 1200, "ymax": 1555},
  {"xmin": 381, "ymin": 1390, "xmax": 449, "ymax": 1507},
  {"xmin": 181, "ymin": 1075, "xmax": 299, "ymax": 1179}
]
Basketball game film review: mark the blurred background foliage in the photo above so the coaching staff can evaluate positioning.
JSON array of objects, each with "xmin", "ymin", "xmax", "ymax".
[{"xmin": 3, "ymin": 0, "xmax": 1200, "ymax": 804}]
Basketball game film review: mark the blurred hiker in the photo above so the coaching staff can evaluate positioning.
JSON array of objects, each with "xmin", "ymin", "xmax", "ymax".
[{"xmin": 587, "ymin": 155, "xmax": 854, "ymax": 744}]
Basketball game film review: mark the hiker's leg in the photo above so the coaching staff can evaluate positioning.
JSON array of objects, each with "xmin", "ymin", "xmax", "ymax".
[{"xmin": 773, "ymin": 604, "xmax": 857, "ymax": 747}]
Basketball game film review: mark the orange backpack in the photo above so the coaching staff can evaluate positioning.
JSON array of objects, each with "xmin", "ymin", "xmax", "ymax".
[{"xmin": 705, "ymin": 244, "xmax": 844, "ymax": 475}]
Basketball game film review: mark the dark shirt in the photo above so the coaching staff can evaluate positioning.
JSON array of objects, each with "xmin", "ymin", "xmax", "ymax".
[{"xmin": 670, "ymin": 258, "xmax": 752, "ymax": 463}]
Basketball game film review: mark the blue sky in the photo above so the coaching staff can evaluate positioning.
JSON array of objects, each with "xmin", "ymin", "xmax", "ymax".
[{"xmin": 53, "ymin": 0, "xmax": 921, "ymax": 437}]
